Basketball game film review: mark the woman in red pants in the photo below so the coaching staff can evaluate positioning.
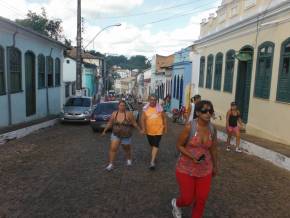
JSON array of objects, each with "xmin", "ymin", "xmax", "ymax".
[{"xmin": 172, "ymin": 100, "xmax": 218, "ymax": 218}]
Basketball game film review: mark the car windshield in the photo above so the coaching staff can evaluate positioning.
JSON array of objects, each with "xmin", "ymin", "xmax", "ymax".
[
  {"xmin": 65, "ymin": 98, "xmax": 91, "ymax": 107},
  {"xmin": 94, "ymin": 103, "xmax": 118, "ymax": 114}
]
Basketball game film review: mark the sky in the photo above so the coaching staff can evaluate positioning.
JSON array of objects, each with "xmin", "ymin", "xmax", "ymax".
[{"xmin": 0, "ymin": 0, "xmax": 222, "ymax": 57}]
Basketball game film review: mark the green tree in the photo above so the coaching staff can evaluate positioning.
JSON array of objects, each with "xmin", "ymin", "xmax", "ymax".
[
  {"xmin": 128, "ymin": 55, "xmax": 151, "ymax": 70},
  {"xmin": 88, "ymin": 50, "xmax": 105, "ymax": 58},
  {"xmin": 16, "ymin": 8, "xmax": 68, "ymax": 42},
  {"xmin": 106, "ymin": 54, "xmax": 151, "ymax": 72}
]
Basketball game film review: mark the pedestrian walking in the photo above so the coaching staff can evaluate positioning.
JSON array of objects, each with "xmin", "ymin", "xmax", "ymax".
[
  {"xmin": 186, "ymin": 94, "xmax": 201, "ymax": 123},
  {"xmin": 162, "ymin": 95, "xmax": 171, "ymax": 112},
  {"xmin": 102, "ymin": 100, "xmax": 142, "ymax": 171},
  {"xmin": 226, "ymin": 102, "xmax": 243, "ymax": 152},
  {"xmin": 172, "ymin": 100, "xmax": 218, "ymax": 218},
  {"xmin": 141, "ymin": 94, "xmax": 167, "ymax": 170}
]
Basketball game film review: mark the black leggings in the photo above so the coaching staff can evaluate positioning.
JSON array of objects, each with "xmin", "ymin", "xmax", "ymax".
[{"xmin": 146, "ymin": 135, "xmax": 162, "ymax": 148}]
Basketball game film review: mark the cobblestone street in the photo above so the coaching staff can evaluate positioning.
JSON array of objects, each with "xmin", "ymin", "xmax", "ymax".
[{"xmin": 0, "ymin": 121, "xmax": 290, "ymax": 218}]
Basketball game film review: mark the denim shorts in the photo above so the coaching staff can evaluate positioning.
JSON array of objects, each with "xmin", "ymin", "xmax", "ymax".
[{"xmin": 111, "ymin": 133, "xmax": 132, "ymax": 145}]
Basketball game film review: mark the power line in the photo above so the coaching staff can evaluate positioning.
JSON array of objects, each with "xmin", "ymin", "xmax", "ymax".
[
  {"xmin": 95, "ymin": 0, "xmax": 216, "ymax": 19},
  {"xmin": 140, "ymin": 3, "xmax": 217, "ymax": 27}
]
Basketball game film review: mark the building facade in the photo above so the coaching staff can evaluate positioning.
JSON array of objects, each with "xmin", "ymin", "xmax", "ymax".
[
  {"xmin": 0, "ymin": 17, "xmax": 66, "ymax": 127},
  {"xmin": 151, "ymin": 54, "xmax": 174, "ymax": 101},
  {"xmin": 194, "ymin": 0, "xmax": 290, "ymax": 144},
  {"xmin": 143, "ymin": 68, "xmax": 152, "ymax": 100},
  {"xmin": 171, "ymin": 47, "xmax": 193, "ymax": 110}
]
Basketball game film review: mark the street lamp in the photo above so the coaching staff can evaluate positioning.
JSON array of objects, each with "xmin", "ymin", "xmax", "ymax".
[{"xmin": 84, "ymin": 23, "xmax": 121, "ymax": 50}]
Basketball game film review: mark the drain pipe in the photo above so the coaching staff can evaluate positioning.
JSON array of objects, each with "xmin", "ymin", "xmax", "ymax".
[
  {"xmin": 46, "ymin": 48, "xmax": 53, "ymax": 115},
  {"xmin": 7, "ymin": 30, "xmax": 18, "ymax": 125}
]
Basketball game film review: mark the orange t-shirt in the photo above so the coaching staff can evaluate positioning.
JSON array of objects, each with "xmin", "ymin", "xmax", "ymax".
[{"xmin": 144, "ymin": 107, "xmax": 164, "ymax": 135}]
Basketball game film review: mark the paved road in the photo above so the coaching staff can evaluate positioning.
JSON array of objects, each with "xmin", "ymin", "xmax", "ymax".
[{"xmin": 0, "ymin": 121, "xmax": 290, "ymax": 218}]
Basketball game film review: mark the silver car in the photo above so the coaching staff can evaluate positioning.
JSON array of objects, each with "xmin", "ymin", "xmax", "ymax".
[{"xmin": 60, "ymin": 96, "xmax": 93, "ymax": 123}]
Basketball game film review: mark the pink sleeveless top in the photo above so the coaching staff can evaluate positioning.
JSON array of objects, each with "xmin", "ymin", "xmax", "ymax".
[{"xmin": 176, "ymin": 128, "xmax": 213, "ymax": 177}]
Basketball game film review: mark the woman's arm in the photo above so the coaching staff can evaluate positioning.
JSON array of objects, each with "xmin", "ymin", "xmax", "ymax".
[
  {"xmin": 140, "ymin": 111, "xmax": 146, "ymax": 134},
  {"xmin": 176, "ymin": 123, "xmax": 197, "ymax": 162},
  {"xmin": 128, "ymin": 112, "xmax": 141, "ymax": 131},
  {"xmin": 237, "ymin": 111, "xmax": 243, "ymax": 126},
  {"xmin": 102, "ymin": 112, "xmax": 115, "ymax": 135},
  {"xmin": 226, "ymin": 110, "xmax": 230, "ymax": 128},
  {"xmin": 209, "ymin": 128, "xmax": 218, "ymax": 176}
]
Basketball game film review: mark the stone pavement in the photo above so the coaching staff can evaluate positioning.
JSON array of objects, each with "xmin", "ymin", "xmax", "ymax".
[{"xmin": 0, "ymin": 121, "xmax": 290, "ymax": 218}]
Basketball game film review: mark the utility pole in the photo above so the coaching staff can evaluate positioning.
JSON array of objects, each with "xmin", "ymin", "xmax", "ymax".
[{"xmin": 76, "ymin": 0, "xmax": 82, "ymax": 94}]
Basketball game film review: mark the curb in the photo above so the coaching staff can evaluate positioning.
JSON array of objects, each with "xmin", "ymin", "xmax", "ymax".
[
  {"xmin": 0, "ymin": 119, "xmax": 58, "ymax": 145},
  {"xmin": 217, "ymin": 131, "xmax": 290, "ymax": 172}
]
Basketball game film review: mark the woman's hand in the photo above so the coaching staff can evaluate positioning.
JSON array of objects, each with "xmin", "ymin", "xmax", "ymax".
[
  {"xmin": 101, "ymin": 130, "xmax": 106, "ymax": 136},
  {"xmin": 140, "ymin": 129, "xmax": 146, "ymax": 135}
]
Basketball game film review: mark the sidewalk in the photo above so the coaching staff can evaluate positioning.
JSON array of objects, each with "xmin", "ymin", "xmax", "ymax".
[
  {"xmin": 0, "ymin": 115, "xmax": 59, "ymax": 145},
  {"xmin": 165, "ymin": 112, "xmax": 290, "ymax": 171},
  {"xmin": 215, "ymin": 124, "xmax": 290, "ymax": 158},
  {"xmin": 0, "ymin": 115, "xmax": 58, "ymax": 134}
]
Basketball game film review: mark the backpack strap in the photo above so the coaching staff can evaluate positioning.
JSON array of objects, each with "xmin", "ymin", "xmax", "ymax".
[
  {"xmin": 208, "ymin": 122, "xmax": 217, "ymax": 140},
  {"xmin": 186, "ymin": 119, "xmax": 216, "ymax": 144}
]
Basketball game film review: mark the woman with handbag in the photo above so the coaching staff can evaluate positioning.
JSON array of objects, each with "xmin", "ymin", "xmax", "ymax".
[{"xmin": 102, "ymin": 100, "xmax": 141, "ymax": 171}]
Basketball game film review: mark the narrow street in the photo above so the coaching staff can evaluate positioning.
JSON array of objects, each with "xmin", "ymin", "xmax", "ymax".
[{"xmin": 0, "ymin": 121, "xmax": 290, "ymax": 218}]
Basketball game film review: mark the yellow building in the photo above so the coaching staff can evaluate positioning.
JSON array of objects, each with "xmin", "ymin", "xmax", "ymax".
[{"xmin": 193, "ymin": 0, "xmax": 290, "ymax": 145}]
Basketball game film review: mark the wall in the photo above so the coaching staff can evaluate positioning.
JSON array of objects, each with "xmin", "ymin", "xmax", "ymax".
[
  {"xmin": 195, "ymin": 4, "xmax": 290, "ymax": 144},
  {"xmin": 63, "ymin": 57, "xmax": 76, "ymax": 82},
  {"xmin": 82, "ymin": 68, "xmax": 96, "ymax": 97},
  {"xmin": 0, "ymin": 23, "xmax": 64, "ymax": 127}
]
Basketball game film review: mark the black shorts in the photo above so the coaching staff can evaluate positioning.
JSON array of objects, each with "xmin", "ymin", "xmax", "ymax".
[{"xmin": 146, "ymin": 135, "xmax": 162, "ymax": 147}]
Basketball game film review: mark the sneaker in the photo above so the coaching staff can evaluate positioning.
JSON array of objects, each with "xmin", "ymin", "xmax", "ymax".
[
  {"xmin": 171, "ymin": 198, "xmax": 182, "ymax": 218},
  {"xmin": 105, "ymin": 164, "xmax": 114, "ymax": 171},
  {"xmin": 149, "ymin": 162, "xmax": 155, "ymax": 170},
  {"xmin": 235, "ymin": 147, "xmax": 242, "ymax": 153},
  {"xmin": 126, "ymin": 159, "xmax": 132, "ymax": 166},
  {"xmin": 226, "ymin": 146, "xmax": 231, "ymax": 152}
]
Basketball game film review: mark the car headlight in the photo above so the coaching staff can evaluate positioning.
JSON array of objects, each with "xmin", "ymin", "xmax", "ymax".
[{"xmin": 84, "ymin": 111, "xmax": 90, "ymax": 115}]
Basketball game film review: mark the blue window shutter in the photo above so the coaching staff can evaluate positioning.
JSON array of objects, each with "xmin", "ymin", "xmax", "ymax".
[
  {"xmin": 277, "ymin": 38, "xmax": 290, "ymax": 102},
  {"xmin": 254, "ymin": 42, "xmax": 274, "ymax": 99},
  {"xmin": 224, "ymin": 50, "xmax": 235, "ymax": 93},
  {"xmin": 199, "ymin": 57, "xmax": 205, "ymax": 87},
  {"xmin": 206, "ymin": 55, "xmax": 213, "ymax": 89},
  {"xmin": 214, "ymin": 53, "xmax": 223, "ymax": 91}
]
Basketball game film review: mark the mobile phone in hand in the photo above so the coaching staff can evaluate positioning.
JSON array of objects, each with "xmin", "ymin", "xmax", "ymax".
[{"xmin": 197, "ymin": 154, "xmax": 205, "ymax": 162}]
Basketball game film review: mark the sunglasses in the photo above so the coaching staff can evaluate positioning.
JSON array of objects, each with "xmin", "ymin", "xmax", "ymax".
[{"xmin": 200, "ymin": 108, "xmax": 214, "ymax": 114}]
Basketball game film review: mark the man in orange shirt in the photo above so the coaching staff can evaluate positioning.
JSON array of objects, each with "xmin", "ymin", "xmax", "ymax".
[{"xmin": 141, "ymin": 94, "xmax": 167, "ymax": 170}]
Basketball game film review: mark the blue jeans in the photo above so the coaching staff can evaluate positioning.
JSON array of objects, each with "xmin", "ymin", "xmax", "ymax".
[{"xmin": 111, "ymin": 133, "xmax": 132, "ymax": 145}]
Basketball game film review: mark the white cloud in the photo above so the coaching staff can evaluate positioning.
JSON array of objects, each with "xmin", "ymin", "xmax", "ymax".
[
  {"xmin": 0, "ymin": 0, "xmax": 219, "ymax": 57},
  {"xmin": 82, "ymin": 0, "xmax": 143, "ymax": 18}
]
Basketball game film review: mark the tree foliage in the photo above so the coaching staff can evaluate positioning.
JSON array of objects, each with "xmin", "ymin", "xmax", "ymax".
[
  {"xmin": 106, "ymin": 55, "xmax": 151, "ymax": 72},
  {"xmin": 15, "ymin": 8, "xmax": 68, "ymax": 42}
]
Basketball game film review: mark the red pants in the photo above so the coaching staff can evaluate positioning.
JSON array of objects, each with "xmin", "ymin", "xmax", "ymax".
[{"xmin": 176, "ymin": 170, "xmax": 212, "ymax": 218}]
